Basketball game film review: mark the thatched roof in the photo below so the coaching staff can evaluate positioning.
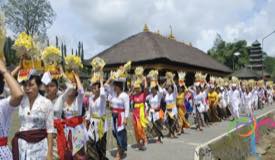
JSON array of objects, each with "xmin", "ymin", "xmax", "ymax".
[
  {"xmin": 230, "ymin": 68, "xmax": 261, "ymax": 79},
  {"xmin": 85, "ymin": 31, "xmax": 231, "ymax": 74}
]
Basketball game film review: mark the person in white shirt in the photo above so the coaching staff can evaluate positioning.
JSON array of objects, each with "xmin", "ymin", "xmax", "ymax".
[
  {"xmin": 192, "ymin": 85, "xmax": 205, "ymax": 131},
  {"xmin": 146, "ymin": 83, "xmax": 164, "ymax": 143},
  {"xmin": 252, "ymin": 87, "xmax": 259, "ymax": 110},
  {"xmin": 43, "ymin": 71, "xmax": 74, "ymax": 160},
  {"xmin": 218, "ymin": 87, "xmax": 227, "ymax": 120},
  {"xmin": 244, "ymin": 87, "xmax": 253, "ymax": 116},
  {"xmin": 0, "ymin": 59, "xmax": 23, "ymax": 160},
  {"xmin": 266, "ymin": 86, "xmax": 273, "ymax": 105},
  {"xmin": 105, "ymin": 79, "xmax": 129, "ymax": 160},
  {"xmin": 229, "ymin": 84, "xmax": 241, "ymax": 120},
  {"xmin": 12, "ymin": 72, "xmax": 54, "ymax": 160},
  {"xmin": 163, "ymin": 82, "xmax": 178, "ymax": 138},
  {"xmin": 86, "ymin": 78, "xmax": 108, "ymax": 160}
]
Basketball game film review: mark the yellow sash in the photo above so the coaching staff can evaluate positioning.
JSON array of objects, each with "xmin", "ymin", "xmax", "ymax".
[
  {"xmin": 91, "ymin": 113, "xmax": 106, "ymax": 140},
  {"xmin": 166, "ymin": 103, "xmax": 176, "ymax": 110},
  {"xmin": 134, "ymin": 103, "xmax": 148, "ymax": 128}
]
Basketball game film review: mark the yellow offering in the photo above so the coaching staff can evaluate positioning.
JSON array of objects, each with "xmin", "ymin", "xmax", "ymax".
[
  {"xmin": 65, "ymin": 55, "xmax": 83, "ymax": 82},
  {"xmin": 42, "ymin": 46, "xmax": 61, "ymax": 65},
  {"xmin": 147, "ymin": 70, "xmax": 158, "ymax": 88},
  {"xmin": 90, "ymin": 57, "xmax": 105, "ymax": 84},
  {"xmin": 110, "ymin": 61, "xmax": 131, "ymax": 81},
  {"xmin": 13, "ymin": 32, "xmax": 37, "ymax": 57},
  {"xmin": 65, "ymin": 55, "xmax": 83, "ymax": 70},
  {"xmin": 165, "ymin": 71, "xmax": 175, "ymax": 85}
]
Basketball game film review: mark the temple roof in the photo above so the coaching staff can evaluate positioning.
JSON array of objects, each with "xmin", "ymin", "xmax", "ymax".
[
  {"xmin": 230, "ymin": 67, "xmax": 261, "ymax": 79},
  {"xmin": 85, "ymin": 31, "xmax": 232, "ymax": 74}
]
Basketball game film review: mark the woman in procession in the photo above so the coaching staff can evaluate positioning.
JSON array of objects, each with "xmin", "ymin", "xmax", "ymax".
[
  {"xmin": 207, "ymin": 84, "xmax": 221, "ymax": 122},
  {"xmin": 130, "ymin": 67, "xmax": 149, "ymax": 151},
  {"xmin": 163, "ymin": 72, "xmax": 178, "ymax": 138},
  {"xmin": 44, "ymin": 73, "xmax": 76, "ymax": 160},
  {"xmin": 176, "ymin": 84, "xmax": 190, "ymax": 134},
  {"xmin": 146, "ymin": 70, "xmax": 164, "ymax": 143},
  {"xmin": 104, "ymin": 62, "xmax": 131, "ymax": 160},
  {"xmin": 11, "ymin": 70, "xmax": 54, "ymax": 160},
  {"xmin": 0, "ymin": 59, "xmax": 24, "ymax": 160},
  {"xmin": 60, "ymin": 72, "xmax": 88, "ymax": 159},
  {"xmin": 85, "ymin": 77, "xmax": 108, "ymax": 160},
  {"xmin": 106, "ymin": 79, "xmax": 129, "ymax": 160},
  {"xmin": 192, "ymin": 85, "xmax": 205, "ymax": 131}
]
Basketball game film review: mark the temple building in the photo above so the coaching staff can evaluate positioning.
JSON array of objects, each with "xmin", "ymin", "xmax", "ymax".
[
  {"xmin": 84, "ymin": 25, "xmax": 232, "ymax": 78},
  {"xmin": 248, "ymin": 40, "xmax": 264, "ymax": 70},
  {"xmin": 230, "ymin": 67, "xmax": 261, "ymax": 80}
]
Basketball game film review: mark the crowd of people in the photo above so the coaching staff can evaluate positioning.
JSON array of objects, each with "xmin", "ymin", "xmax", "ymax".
[{"xmin": 0, "ymin": 32, "xmax": 274, "ymax": 160}]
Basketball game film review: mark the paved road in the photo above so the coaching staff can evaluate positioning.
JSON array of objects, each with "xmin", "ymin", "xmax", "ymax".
[{"xmin": 106, "ymin": 105, "xmax": 275, "ymax": 160}]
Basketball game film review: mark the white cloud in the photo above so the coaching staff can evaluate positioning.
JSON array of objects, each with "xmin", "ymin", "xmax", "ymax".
[{"xmin": 47, "ymin": 0, "xmax": 275, "ymax": 58}]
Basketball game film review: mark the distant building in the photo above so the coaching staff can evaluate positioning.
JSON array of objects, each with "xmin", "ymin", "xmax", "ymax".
[
  {"xmin": 230, "ymin": 67, "xmax": 261, "ymax": 80},
  {"xmin": 248, "ymin": 40, "xmax": 264, "ymax": 70},
  {"xmin": 247, "ymin": 40, "xmax": 270, "ymax": 79}
]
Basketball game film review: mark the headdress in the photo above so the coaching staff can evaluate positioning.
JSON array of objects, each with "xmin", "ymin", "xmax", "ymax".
[
  {"xmin": 64, "ymin": 55, "xmax": 83, "ymax": 82},
  {"xmin": 110, "ymin": 61, "xmax": 132, "ymax": 82},
  {"xmin": 147, "ymin": 70, "xmax": 158, "ymax": 88},
  {"xmin": 42, "ymin": 46, "xmax": 62, "ymax": 80},
  {"xmin": 133, "ymin": 66, "xmax": 144, "ymax": 89},
  {"xmin": 178, "ymin": 71, "xmax": 186, "ymax": 87},
  {"xmin": 195, "ymin": 72, "xmax": 205, "ymax": 85},
  {"xmin": 165, "ymin": 71, "xmax": 175, "ymax": 86},
  {"xmin": 90, "ymin": 57, "xmax": 105, "ymax": 84}
]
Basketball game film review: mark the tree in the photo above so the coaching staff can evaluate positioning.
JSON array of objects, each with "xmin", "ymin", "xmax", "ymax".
[
  {"xmin": 213, "ymin": 33, "xmax": 224, "ymax": 50},
  {"xmin": 264, "ymin": 56, "xmax": 275, "ymax": 74},
  {"xmin": 208, "ymin": 35, "xmax": 249, "ymax": 70},
  {"xmin": 3, "ymin": 37, "xmax": 18, "ymax": 66},
  {"xmin": 3, "ymin": 0, "xmax": 55, "ymax": 38}
]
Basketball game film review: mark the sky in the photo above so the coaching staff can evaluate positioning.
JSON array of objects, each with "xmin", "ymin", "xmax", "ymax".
[{"xmin": 4, "ymin": 0, "xmax": 275, "ymax": 59}]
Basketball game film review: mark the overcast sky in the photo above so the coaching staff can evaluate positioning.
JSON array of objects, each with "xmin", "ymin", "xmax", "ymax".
[{"xmin": 38, "ymin": 0, "xmax": 275, "ymax": 58}]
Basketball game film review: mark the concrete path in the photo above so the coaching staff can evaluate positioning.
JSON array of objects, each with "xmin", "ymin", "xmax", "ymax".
[{"xmin": 107, "ymin": 105, "xmax": 275, "ymax": 160}]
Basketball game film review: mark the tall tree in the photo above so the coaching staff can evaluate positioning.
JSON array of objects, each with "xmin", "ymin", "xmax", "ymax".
[
  {"xmin": 213, "ymin": 33, "xmax": 224, "ymax": 50},
  {"xmin": 264, "ymin": 56, "xmax": 275, "ymax": 74},
  {"xmin": 3, "ymin": 0, "xmax": 55, "ymax": 38},
  {"xmin": 64, "ymin": 44, "xmax": 67, "ymax": 56},
  {"xmin": 55, "ymin": 36, "xmax": 59, "ymax": 48},
  {"xmin": 78, "ymin": 41, "xmax": 81, "ymax": 56},
  {"xmin": 208, "ymin": 35, "xmax": 249, "ymax": 70},
  {"xmin": 81, "ymin": 42, "xmax": 84, "ymax": 61},
  {"xmin": 3, "ymin": 37, "xmax": 18, "ymax": 66}
]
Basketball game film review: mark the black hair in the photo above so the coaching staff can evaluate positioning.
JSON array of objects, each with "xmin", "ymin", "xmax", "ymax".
[
  {"xmin": 151, "ymin": 85, "xmax": 159, "ymax": 91},
  {"xmin": 0, "ymin": 73, "xmax": 4, "ymax": 94},
  {"xmin": 166, "ymin": 84, "xmax": 174, "ymax": 92},
  {"xmin": 30, "ymin": 75, "xmax": 42, "ymax": 86},
  {"xmin": 196, "ymin": 85, "xmax": 202, "ymax": 92},
  {"xmin": 22, "ymin": 75, "xmax": 42, "ymax": 87},
  {"xmin": 113, "ymin": 81, "xmax": 124, "ymax": 91},
  {"xmin": 178, "ymin": 85, "xmax": 186, "ymax": 92},
  {"xmin": 92, "ymin": 82, "xmax": 101, "ymax": 88},
  {"xmin": 51, "ymin": 79, "xmax": 59, "ymax": 88}
]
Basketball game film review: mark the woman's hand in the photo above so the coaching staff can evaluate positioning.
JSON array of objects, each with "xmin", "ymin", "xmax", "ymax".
[{"xmin": 0, "ymin": 59, "xmax": 7, "ymax": 74}]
